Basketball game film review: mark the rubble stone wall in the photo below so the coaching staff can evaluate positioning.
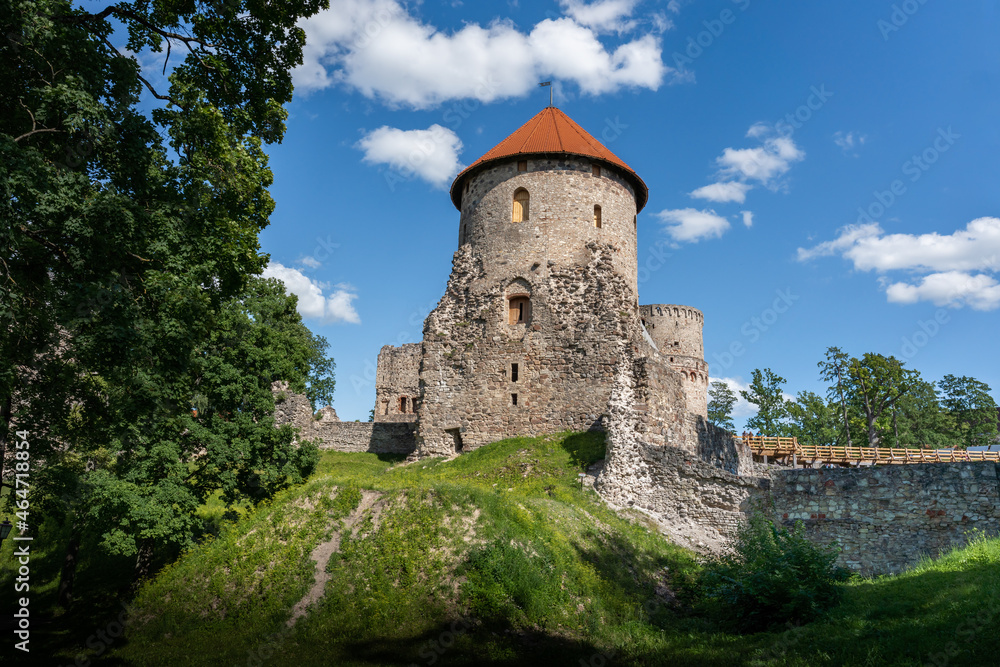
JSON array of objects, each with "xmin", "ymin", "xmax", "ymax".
[
  {"xmin": 416, "ymin": 240, "xmax": 642, "ymax": 457},
  {"xmin": 272, "ymin": 385, "xmax": 416, "ymax": 455},
  {"xmin": 374, "ymin": 343, "xmax": 421, "ymax": 423},
  {"xmin": 769, "ymin": 464, "xmax": 1000, "ymax": 575},
  {"xmin": 596, "ymin": 349, "xmax": 767, "ymax": 551}
]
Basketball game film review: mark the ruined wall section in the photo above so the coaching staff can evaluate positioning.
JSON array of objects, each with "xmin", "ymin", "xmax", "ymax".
[
  {"xmin": 596, "ymin": 350, "xmax": 766, "ymax": 552},
  {"xmin": 374, "ymin": 343, "xmax": 421, "ymax": 423},
  {"xmin": 416, "ymin": 241, "xmax": 641, "ymax": 457},
  {"xmin": 770, "ymin": 464, "xmax": 1000, "ymax": 575},
  {"xmin": 272, "ymin": 383, "xmax": 416, "ymax": 455}
]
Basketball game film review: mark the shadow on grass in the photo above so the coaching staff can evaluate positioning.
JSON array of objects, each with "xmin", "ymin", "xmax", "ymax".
[
  {"xmin": 337, "ymin": 623, "xmax": 612, "ymax": 667},
  {"xmin": 561, "ymin": 431, "xmax": 606, "ymax": 469}
]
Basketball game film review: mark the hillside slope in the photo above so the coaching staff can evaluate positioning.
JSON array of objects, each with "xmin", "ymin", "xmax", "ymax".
[{"xmin": 111, "ymin": 432, "xmax": 1000, "ymax": 667}]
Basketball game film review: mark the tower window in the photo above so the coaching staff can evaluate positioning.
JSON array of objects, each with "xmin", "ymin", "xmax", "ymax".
[
  {"xmin": 508, "ymin": 296, "xmax": 530, "ymax": 325},
  {"xmin": 511, "ymin": 393, "xmax": 518, "ymax": 406},
  {"xmin": 517, "ymin": 160, "xmax": 527, "ymax": 172},
  {"xmin": 399, "ymin": 396, "xmax": 408, "ymax": 413},
  {"xmin": 512, "ymin": 188, "xmax": 530, "ymax": 222},
  {"xmin": 381, "ymin": 400, "xmax": 389, "ymax": 416},
  {"xmin": 511, "ymin": 363, "xmax": 519, "ymax": 382},
  {"xmin": 592, "ymin": 165, "xmax": 601, "ymax": 177},
  {"xmin": 594, "ymin": 205, "xmax": 602, "ymax": 229}
]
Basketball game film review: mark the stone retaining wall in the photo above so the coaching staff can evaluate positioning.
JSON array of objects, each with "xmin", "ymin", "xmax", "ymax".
[{"xmin": 769, "ymin": 463, "xmax": 1000, "ymax": 575}]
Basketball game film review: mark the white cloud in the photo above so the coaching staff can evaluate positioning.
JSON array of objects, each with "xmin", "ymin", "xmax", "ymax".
[
  {"xmin": 687, "ymin": 124, "xmax": 805, "ymax": 210},
  {"xmin": 657, "ymin": 208, "xmax": 730, "ymax": 243},
  {"xmin": 833, "ymin": 130, "xmax": 866, "ymax": 155},
  {"xmin": 294, "ymin": 0, "xmax": 673, "ymax": 107},
  {"xmin": 710, "ymin": 377, "xmax": 758, "ymax": 419},
  {"xmin": 690, "ymin": 181, "xmax": 751, "ymax": 204},
  {"xmin": 558, "ymin": 0, "xmax": 640, "ymax": 32},
  {"xmin": 886, "ymin": 272, "xmax": 1000, "ymax": 311},
  {"xmin": 799, "ymin": 217, "xmax": 1000, "ymax": 310},
  {"xmin": 299, "ymin": 256, "xmax": 322, "ymax": 269},
  {"xmin": 796, "ymin": 223, "xmax": 882, "ymax": 262},
  {"xmin": 357, "ymin": 124, "xmax": 464, "ymax": 188},
  {"xmin": 262, "ymin": 263, "xmax": 361, "ymax": 324},
  {"xmin": 741, "ymin": 211, "xmax": 754, "ymax": 228},
  {"xmin": 799, "ymin": 218, "xmax": 1000, "ymax": 272},
  {"xmin": 717, "ymin": 134, "xmax": 804, "ymax": 187}
]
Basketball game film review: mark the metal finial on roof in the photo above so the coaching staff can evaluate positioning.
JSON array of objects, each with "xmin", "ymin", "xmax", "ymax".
[{"xmin": 539, "ymin": 81, "xmax": 552, "ymax": 107}]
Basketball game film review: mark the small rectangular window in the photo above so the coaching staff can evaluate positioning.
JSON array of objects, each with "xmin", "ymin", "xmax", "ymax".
[
  {"xmin": 399, "ymin": 396, "xmax": 408, "ymax": 413},
  {"xmin": 511, "ymin": 363, "xmax": 519, "ymax": 382},
  {"xmin": 511, "ymin": 393, "xmax": 518, "ymax": 406},
  {"xmin": 518, "ymin": 160, "xmax": 527, "ymax": 172},
  {"xmin": 592, "ymin": 165, "xmax": 601, "ymax": 177}
]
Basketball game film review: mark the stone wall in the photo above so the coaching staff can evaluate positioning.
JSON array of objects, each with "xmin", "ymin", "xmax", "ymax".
[
  {"xmin": 273, "ymin": 384, "xmax": 416, "ymax": 455},
  {"xmin": 596, "ymin": 348, "xmax": 767, "ymax": 552},
  {"xmin": 416, "ymin": 240, "xmax": 641, "ymax": 456},
  {"xmin": 308, "ymin": 421, "xmax": 417, "ymax": 455},
  {"xmin": 374, "ymin": 343, "xmax": 421, "ymax": 423},
  {"xmin": 769, "ymin": 463, "xmax": 1000, "ymax": 575}
]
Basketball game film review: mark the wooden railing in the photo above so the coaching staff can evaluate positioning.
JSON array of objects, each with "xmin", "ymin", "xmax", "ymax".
[{"xmin": 742, "ymin": 435, "xmax": 1000, "ymax": 466}]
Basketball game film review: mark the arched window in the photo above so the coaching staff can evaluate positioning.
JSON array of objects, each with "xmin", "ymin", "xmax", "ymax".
[
  {"xmin": 512, "ymin": 188, "xmax": 529, "ymax": 222},
  {"xmin": 399, "ymin": 396, "xmax": 408, "ymax": 413},
  {"xmin": 593, "ymin": 205, "xmax": 602, "ymax": 229},
  {"xmin": 508, "ymin": 296, "xmax": 530, "ymax": 325}
]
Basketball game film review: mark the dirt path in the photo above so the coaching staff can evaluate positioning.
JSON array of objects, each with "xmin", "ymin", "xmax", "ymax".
[{"xmin": 286, "ymin": 489, "xmax": 384, "ymax": 628}]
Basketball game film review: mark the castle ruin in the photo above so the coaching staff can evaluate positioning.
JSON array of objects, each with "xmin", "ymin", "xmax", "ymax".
[
  {"xmin": 271, "ymin": 107, "xmax": 1000, "ymax": 575},
  {"xmin": 373, "ymin": 107, "xmax": 715, "ymax": 458}
]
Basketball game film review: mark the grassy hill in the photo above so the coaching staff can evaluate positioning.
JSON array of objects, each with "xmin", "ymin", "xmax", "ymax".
[{"xmin": 37, "ymin": 432, "xmax": 1000, "ymax": 665}]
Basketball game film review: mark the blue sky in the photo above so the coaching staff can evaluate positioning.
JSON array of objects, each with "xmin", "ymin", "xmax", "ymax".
[{"xmin": 170, "ymin": 1, "xmax": 1000, "ymax": 424}]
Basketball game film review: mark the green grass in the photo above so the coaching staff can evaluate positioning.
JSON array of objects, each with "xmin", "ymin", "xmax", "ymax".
[{"xmin": 10, "ymin": 431, "xmax": 1000, "ymax": 665}]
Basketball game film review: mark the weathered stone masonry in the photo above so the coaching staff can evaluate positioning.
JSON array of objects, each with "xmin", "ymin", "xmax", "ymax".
[
  {"xmin": 769, "ymin": 463, "xmax": 1000, "ymax": 575},
  {"xmin": 374, "ymin": 343, "xmax": 420, "ymax": 423}
]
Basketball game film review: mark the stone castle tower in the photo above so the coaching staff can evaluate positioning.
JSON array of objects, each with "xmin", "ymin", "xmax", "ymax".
[
  {"xmin": 639, "ymin": 305, "xmax": 709, "ymax": 417},
  {"xmin": 388, "ymin": 107, "xmax": 710, "ymax": 456}
]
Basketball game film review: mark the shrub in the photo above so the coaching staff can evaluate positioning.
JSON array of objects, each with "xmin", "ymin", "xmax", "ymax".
[{"xmin": 698, "ymin": 513, "xmax": 849, "ymax": 632}]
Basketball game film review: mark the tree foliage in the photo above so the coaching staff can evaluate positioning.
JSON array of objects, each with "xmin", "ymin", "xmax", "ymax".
[
  {"xmin": 786, "ymin": 390, "xmax": 838, "ymax": 447},
  {"xmin": 2, "ymin": 0, "xmax": 332, "ymax": 591},
  {"xmin": 707, "ymin": 381, "xmax": 737, "ymax": 432},
  {"xmin": 940, "ymin": 375, "xmax": 999, "ymax": 448},
  {"xmin": 741, "ymin": 369, "xmax": 790, "ymax": 436}
]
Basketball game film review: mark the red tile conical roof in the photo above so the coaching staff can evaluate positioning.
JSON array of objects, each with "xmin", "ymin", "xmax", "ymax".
[{"xmin": 450, "ymin": 107, "xmax": 648, "ymax": 212}]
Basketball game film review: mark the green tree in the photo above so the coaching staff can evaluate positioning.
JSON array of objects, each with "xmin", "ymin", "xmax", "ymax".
[
  {"xmin": 786, "ymin": 391, "xmax": 839, "ymax": 447},
  {"xmin": 707, "ymin": 381, "xmax": 737, "ymax": 432},
  {"xmin": 895, "ymin": 379, "xmax": 957, "ymax": 448},
  {"xmin": 844, "ymin": 353, "xmax": 918, "ymax": 447},
  {"xmin": 939, "ymin": 375, "xmax": 999, "ymax": 448},
  {"xmin": 2, "ymin": 0, "xmax": 330, "ymax": 595},
  {"xmin": 741, "ymin": 369, "xmax": 791, "ymax": 436},
  {"xmin": 818, "ymin": 346, "xmax": 854, "ymax": 447}
]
